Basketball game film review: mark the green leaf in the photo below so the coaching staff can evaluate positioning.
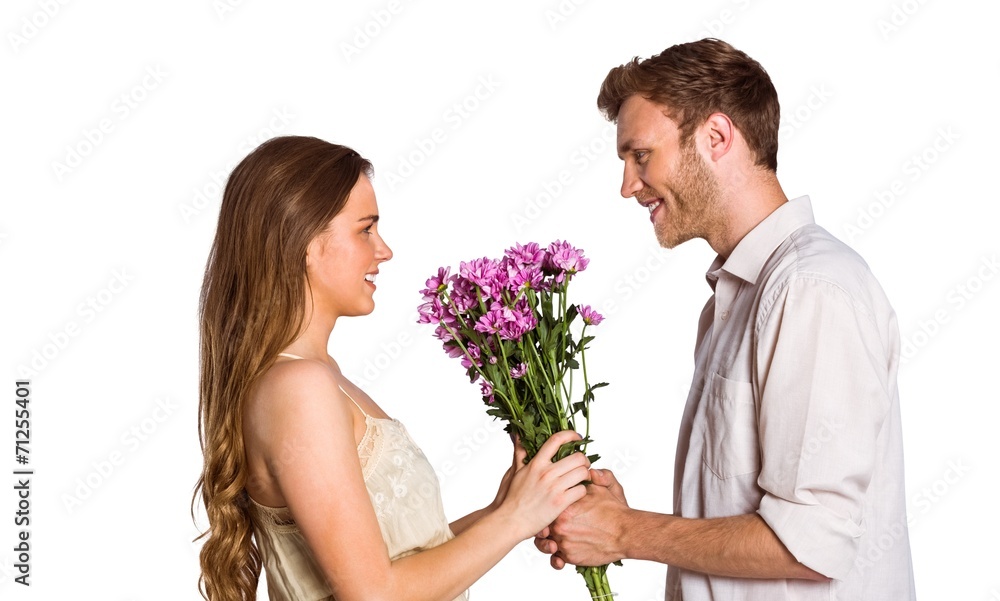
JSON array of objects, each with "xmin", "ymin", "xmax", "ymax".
[{"xmin": 566, "ymin": 304, "xmax": 579, "ymax": 323}]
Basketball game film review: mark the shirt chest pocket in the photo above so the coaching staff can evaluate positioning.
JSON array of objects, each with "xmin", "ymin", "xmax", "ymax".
[{"xmin": 701, "ymin": 371, "xmax": 761, "ymax": 480}]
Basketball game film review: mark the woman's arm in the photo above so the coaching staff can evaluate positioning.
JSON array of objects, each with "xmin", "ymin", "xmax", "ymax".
[{"xmin": 260, "ymin": 360, "xmax": 589, "ymax": 601}]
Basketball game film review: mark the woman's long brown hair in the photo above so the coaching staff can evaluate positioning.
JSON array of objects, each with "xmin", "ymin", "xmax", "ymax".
[{"xmin": 193, "ymin": 136, "xmax": 372, "ymax": 601}]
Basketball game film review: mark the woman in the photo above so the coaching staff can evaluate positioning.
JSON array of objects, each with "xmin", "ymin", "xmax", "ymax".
[{"xmin": 193, "ymin": 136, "xmax": 590, "ymax": 601}]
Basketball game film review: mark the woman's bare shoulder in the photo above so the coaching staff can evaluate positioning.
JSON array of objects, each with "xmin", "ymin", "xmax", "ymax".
[{"xmin": 246, "ymin": 359, "xmax": 353, "ymax": 449}]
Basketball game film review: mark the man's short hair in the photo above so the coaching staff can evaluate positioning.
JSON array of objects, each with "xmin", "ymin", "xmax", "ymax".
[{"xmin": 598, "ymin": 38, "xmax": 780, "ymax": 171}]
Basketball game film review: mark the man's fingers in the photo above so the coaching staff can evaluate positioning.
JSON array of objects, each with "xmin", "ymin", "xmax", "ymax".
[
  {"xmin": 534, "ymin": 536, "xmax": 556, "ymax": 554},
  {"xmin": 589, "ymin": 468, "xmax": 621, "ymax": 488},
  {"xmin": 550, "ymin": 554, "xmax": 566, "ymax": 570},
  {"xmin": 589, "ymin": 468, "xmax": 627, "ymax": 502}
]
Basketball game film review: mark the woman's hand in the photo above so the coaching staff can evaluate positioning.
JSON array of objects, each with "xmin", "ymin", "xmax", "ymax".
[
  {"xmin": 488, "ymin": 434, "xmax": 528, "ymax": 512},
  {"xmin": 494, "ymin": 430, "xmax": 591, "ymax": 540}
]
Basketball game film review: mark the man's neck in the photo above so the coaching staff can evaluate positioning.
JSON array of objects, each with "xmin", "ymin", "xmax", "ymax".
[{"xmin": 710, "ymin": 173, "xmax": 787, "ymax": 259}]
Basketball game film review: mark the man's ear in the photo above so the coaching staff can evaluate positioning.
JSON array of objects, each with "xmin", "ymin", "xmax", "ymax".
[{"xmin": 700, "ymin": 112, "xmax": 735, "ymax": 162}]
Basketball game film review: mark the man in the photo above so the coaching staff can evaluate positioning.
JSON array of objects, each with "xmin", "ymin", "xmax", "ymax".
[{"xmin": 535, "ymin": 39, "xmax": 916, "ymax": 599}]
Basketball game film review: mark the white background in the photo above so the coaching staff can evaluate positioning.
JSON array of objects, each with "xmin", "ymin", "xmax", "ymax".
[{"xmin": 2, "ymin": 0, "xmax": 998, "ymax": 599}]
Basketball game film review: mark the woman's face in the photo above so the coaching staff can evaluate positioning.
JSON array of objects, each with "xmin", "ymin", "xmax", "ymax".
[{"xmin": 305, "ymin": 174, "xmax": 393, "ymax": 321}]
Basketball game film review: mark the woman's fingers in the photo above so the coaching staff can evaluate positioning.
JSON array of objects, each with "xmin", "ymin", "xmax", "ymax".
[{"xmin": 533, "ymin": 429, "xmax": 582, "ymax": 463}]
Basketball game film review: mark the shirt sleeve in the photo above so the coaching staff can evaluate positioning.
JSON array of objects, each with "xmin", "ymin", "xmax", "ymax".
[{"xmin": 753, "ymin": 275, "xmax": 892, "ymax": 580}]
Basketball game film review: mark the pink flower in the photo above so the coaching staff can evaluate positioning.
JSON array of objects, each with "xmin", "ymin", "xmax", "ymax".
[
  {"xmin": 420, "ymin": 267, "xmax": 451, "ymax": 300},
  {"xmin": 434, "ymin": 324, "xmax": 454, "ymax": 342},
  {"xmin": 443, "ymin": 342, "xmax": 464, "ymax": 359},
  {"xmin": 499, "ymin": 299, "xmax": 538, "ymax": 341},
  {"xmin": 510, "ymin": 363, "xmax": 527, "ymax": 379},
  {"xmin": 509, "ymin": 266, "xmax": 543, "ymax": 292},
  {"xmin": 547, "ymin": 240, "xmax": 590, "ymax": 275},
  {"xmin": 474, "ymin": 309, "xmax": 505, "ymax": 335},
  {"xmin": 417, "ymin": 297, "xmax": 449, "ymax": 324},
  {"xmin": 578, "ymin": 305, "xmax": 604, "ymax": 326},
  {"xmin": 460, "ymin": 257, "xmax": 501, "ymax": 295},
  {"xmin": 480, "ymin": 380, "xmax": 495, "ymax": 403},
  {"xmin": 449, "ymin": 276, "xmax": 480, "ymax": 312},
  {"xmin": 461, "ymin": 343, "xmax": 482, "ymax": 370},
  {"xmin": 505, "ymin": 242, "xmax": 545, "ymax": 269}
]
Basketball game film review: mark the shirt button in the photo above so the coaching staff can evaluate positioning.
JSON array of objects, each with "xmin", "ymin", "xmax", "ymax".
[{"xmin": 720, "ymin": 310, "xmax": 730, "ymax": 321}]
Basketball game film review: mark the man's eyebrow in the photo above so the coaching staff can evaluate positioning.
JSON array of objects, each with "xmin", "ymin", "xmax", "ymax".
[{"xmin": 617, "ymin": 139, "xmax": 635, "ymax": 160}]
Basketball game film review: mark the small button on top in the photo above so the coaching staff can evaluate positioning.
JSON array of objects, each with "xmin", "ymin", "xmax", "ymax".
[{"xmin": 720, "ymin": 310, "xmax": 730, "ymax": 321}]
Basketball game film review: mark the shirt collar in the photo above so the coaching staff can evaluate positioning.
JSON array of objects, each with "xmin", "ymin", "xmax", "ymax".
[{"xmin": 706, "ymin": 196, "xmax": 815, "ymax": 287}]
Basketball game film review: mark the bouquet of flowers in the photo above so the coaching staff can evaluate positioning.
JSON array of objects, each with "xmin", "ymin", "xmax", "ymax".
[{"xmin": 417, "ymin": 240, "xmax": 616, "ymax": 599}]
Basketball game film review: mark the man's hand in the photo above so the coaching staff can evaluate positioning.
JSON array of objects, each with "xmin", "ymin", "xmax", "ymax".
[{"xmin": 534, "ymin": 468, "xmax": 631, "ymax": 569}]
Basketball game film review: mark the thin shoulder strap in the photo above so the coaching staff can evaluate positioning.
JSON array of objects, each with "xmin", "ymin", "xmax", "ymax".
[
  {"xmin": 337, "ymin": 385, "xmax": 368, "ymax": 417},
  {"xmin": 277, "ymin": 352, "xmax": 304, "ymax": 360}
]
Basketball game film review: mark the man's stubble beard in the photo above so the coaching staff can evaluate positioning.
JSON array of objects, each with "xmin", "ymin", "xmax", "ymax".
[{"xmin": 654, "ymin": 140, "xmax": 726, "ymax": 250}]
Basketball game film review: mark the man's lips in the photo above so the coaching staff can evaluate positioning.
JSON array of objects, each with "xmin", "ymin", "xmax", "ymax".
[{"xmin": 640, "ymin": 199, "xmax": 664, "ymax": 223}]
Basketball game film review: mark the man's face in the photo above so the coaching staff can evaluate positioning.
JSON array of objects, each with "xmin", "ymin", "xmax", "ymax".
[{"xmin": 616, "ymin": 95, "xmax": 723, "ymax": 249}]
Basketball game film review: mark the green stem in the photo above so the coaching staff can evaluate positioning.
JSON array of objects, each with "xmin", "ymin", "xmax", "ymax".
[
  {"xmin": 518, "ymin": 334, "xmax": 552, "ymax": 440},
  {"xmin": 523, "ymin": 332, "xmax": 566, "ymax": 431},
  {"xmin": 580, "ymin": 323, "xmax": 591, "ymax": 455},
  {"xmin": 439, "ymin": 319, "xmax": 521, "ymax": 425}
]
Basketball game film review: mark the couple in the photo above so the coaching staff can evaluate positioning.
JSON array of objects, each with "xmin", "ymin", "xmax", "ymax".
[{"xmin": 194, "ymin": 39, "xmax": 916, "ymax": 601}]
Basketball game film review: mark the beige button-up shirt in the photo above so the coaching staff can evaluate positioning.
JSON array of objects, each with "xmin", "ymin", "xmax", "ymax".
[{"xmin": 666, "ymin": 197, "xmax": 916, "ymax": 600}]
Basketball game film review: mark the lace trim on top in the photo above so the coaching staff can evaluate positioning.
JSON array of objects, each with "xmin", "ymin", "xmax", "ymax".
[
  {"xmin": 248, "ymin": 496, "xmax": 299, "ymax": 533},
  {"xmin": 358, "ymin": 415, "xmax": 389, "ymax": 482}
]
